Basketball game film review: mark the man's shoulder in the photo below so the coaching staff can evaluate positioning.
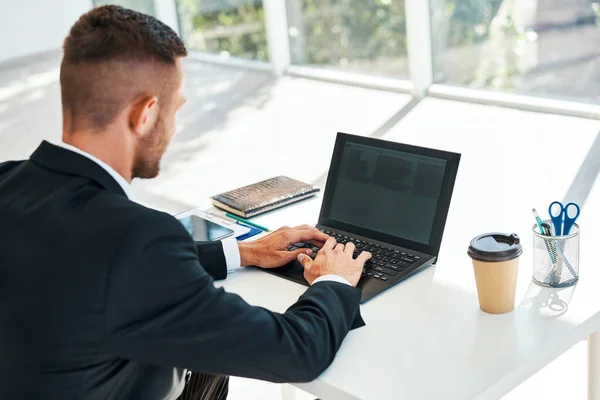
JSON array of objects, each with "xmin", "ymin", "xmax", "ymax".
[
  {"xmin": 93, "ymin": 193, "xmax": 186, "ymax": 240},
  {"xmin": 97, "ymin": 197, "xmax": 195, "ymax": 268},
  {"xmin": 0, "ymin": 160, "xmax": 25, "ymax": 177}
]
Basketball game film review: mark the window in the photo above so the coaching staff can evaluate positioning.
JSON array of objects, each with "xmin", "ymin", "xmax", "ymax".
[
  {"xmin": 175, "ymin": 0, "xmax": 268, "ymax": 61},
  {"xmin": 431, "ymin": 0, "xmax": 600, "ymax": 103},
  {"xmin": 287, "ymin": 0, "xmax": 408, "ymax": 78},
  {"xmin": 92, "ymin": 0, "xmax": 156, "ymax": 16}
]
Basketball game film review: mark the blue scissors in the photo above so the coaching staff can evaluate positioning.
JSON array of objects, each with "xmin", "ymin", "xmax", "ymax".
[{"xmin": 549, "ymin": 201, "xmax": 580, "ymax": 236}]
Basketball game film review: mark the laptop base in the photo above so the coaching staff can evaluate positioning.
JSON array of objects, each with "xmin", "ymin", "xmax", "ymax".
[{"xmin": 262, "ymin": 260, "xmax": 433, "ymax": 303}]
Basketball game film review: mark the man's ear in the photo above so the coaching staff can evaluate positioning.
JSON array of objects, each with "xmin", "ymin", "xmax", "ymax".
[{"xmin": 129, "ymin": 95, "xmax": 159, "ymax": 138}]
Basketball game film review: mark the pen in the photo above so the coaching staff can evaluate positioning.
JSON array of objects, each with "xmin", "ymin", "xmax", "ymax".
[
  {"xmin": 533, "ymin": 208, "xmax": 562, "ymax": 285},
  {"xmin": 225, "ymin": 213, "xmax": 270, "ymax": 232},
  {"xmin": 541, "ymin": 222, "xmax": 552, "ymax": 236},
  {"xmin": 542, "ymin": 222, "xmax": 561, "ymax": 284},
  {"xmin": 534, "ymin": 209, "xmax": 558, "ymax": 263},
  {"xmin": 532, "ymin": 208, "xmax": 545, "ymax": 234}
]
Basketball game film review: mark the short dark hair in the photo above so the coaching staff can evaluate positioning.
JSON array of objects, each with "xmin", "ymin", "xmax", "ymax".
[{"xmin": 60, "ymin": 5, "xmax": 188, "ymax": 132}]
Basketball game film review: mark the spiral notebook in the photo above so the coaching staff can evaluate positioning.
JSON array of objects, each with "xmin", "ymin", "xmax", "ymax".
[{"xmin": 211, "ymin": 176, "xmax": 320, "ymax": 218}]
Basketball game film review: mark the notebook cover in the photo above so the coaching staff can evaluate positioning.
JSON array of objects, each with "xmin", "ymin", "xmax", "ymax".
[
  {"xmin": 211, "ymin": 176, "xmax": 320, "ymax": 218},
  {"xmin": 235, "ymin": 223, "xmax": 264, "ymax": 241}
]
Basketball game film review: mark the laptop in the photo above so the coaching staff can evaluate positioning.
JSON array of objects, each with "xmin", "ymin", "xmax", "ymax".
[{"xmin": 265, "ymin": 132, "xmax": 461, "ymax": 302}]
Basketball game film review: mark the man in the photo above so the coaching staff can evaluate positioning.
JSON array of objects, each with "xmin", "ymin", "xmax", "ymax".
[{"xmin": 0, "ymin": 5, "xmax": 371, "ymax": 400}]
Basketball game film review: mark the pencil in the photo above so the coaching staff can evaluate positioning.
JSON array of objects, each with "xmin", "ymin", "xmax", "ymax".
[{"xmin": 225, "ymin": 213, "xmax": 270, "ymax": 232}]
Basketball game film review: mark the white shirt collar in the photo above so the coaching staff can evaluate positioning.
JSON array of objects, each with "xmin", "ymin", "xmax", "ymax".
[{"xmin": 57, "ymin": 141, "xmax": 132, "ymax": 199}]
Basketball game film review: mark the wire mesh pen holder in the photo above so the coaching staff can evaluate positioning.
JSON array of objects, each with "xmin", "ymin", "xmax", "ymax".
[{"xmin": 532, "ymin": 221, "xmax": 579, "ymax": 288}]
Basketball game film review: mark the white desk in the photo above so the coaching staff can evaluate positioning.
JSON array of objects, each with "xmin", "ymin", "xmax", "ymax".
[{"xmin": 215, "ymin": 119, "xmax": 600, "ymax": 400}]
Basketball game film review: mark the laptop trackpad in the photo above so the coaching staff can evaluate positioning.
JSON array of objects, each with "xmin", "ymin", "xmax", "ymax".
[{"xmin": 265, "ymin": 260, "xmax": 309, "ymax": 286}]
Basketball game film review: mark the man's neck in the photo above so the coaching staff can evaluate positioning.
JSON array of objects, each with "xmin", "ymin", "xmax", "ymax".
[{"xmin": 62, "ymin": 131, "xmax": 134, "ymax": 183}]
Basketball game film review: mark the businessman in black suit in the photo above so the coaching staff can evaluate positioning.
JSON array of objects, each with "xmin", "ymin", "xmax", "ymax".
[{"xmin": 0, "ymin": 5, "xmax": 371, "ymax": 400}]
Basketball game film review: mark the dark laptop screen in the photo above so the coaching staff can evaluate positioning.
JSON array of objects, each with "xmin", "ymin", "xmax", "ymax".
[{"xmin": 325, "ymin": 141, "xmax": 448, "ymax": 246}]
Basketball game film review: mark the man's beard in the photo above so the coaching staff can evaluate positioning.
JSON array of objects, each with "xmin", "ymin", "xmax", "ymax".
[{"xmin": 132, "ymin": 117, "xmax": 169, "ymax": 179}]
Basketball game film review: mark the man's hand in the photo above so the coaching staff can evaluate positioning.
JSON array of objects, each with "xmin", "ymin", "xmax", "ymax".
[
  {"xmin": 238, "ymin": 225, "xmax": 330, "ymax": 269},
  {"xmin": 297, "ymin": 238, "xmax": 371, "ymax": 286}
]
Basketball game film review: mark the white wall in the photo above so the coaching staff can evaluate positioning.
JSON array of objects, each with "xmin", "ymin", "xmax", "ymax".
[{"xmin": 0, "ymin": 0, "xmax": 92, "ymax": 63}]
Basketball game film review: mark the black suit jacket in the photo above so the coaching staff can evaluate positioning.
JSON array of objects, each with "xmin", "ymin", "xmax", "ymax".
[{"xmin": 0, "ymin": 141, "xmax": 364, "ymax": 400}]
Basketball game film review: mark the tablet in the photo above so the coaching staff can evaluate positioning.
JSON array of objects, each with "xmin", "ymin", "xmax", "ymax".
[{"xmin": 178, "ymin": 214, "xmax": 234, "ymax": 241}]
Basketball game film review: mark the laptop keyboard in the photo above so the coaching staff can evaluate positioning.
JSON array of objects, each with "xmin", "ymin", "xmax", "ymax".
[{"xmin": 287, "ymin": 229, "xmax": 421, "ymax": 282}]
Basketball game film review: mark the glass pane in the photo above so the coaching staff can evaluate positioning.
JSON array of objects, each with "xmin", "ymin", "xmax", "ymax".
[
  {"xmin": 176, "ymin": 0, "xmax": 268, "ymax": 61},
  {"xmin": 431, "ymin": 0, "xmax": 600, "ymax": 103},
  {"xmin": 92, "ymin": 0, "xmax": 157, "ymax": 16},
  {"xmin": 287, "ymin": 0, "xmax": 408, "ymax": 78}
]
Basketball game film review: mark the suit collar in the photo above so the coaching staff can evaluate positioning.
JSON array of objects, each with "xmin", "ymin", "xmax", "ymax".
[
  {"xmin": 30, "ymin": 141, "xmax": 127, "ymax": 197},
  {"xmin": 56, "ymin": 141, "xmax": 132, "ymax": 198}
]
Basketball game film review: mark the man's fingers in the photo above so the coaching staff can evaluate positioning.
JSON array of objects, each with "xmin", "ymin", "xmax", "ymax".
[
  {"xmin": 321, "ymin": 237, "xmax": 337, "ymax": 252},
  {"xmin": 293, "ymin": 224, "xmax": 314, "ymax": 231},
  {"xmin": 293, "ymin": 248, "xmax": 312, "ymax": 257},
  {"xmin": 356, "ymin": 251, "xmax": 372, "ymax": 264},
  {"xmin": 344, "ymin": 242, "xmax": 355, "ymax": 255},
  {"xmin": 303, "ymin": 239, "xmax": 326, "ymax": 248},
  {"xmin": 297, "ymin": 252, "xmax": 313, "ymax": 268},
  {"xmin": 334, "ymin": 243, "xmax": 345, "ymax": 252},
  {"xmin": 286, "ymin": 226, "xmax": 329, "ymax": 244},
  {"xmin": 295, "ymin": 225, "xmax": 330, "ymax": 240}
]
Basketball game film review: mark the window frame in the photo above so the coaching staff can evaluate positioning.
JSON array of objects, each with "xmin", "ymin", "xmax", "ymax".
[{"xmin": 160, "ymin": 0, "xmax": 599, "ymax": 119}]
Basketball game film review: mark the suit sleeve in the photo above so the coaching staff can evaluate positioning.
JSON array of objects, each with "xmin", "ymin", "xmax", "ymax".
[
  {"xmin": 194, "ymin": 241, "xmax": 227, "ymax": 280},
  {"xmin": 104, "ymin": 211, "xmax": 364, "ymax": 383}
]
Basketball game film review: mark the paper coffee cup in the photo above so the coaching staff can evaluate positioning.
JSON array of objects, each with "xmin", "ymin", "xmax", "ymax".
[{"xmin": 467, "ymin": 233, "xmax": 522, "ymax": 314}]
